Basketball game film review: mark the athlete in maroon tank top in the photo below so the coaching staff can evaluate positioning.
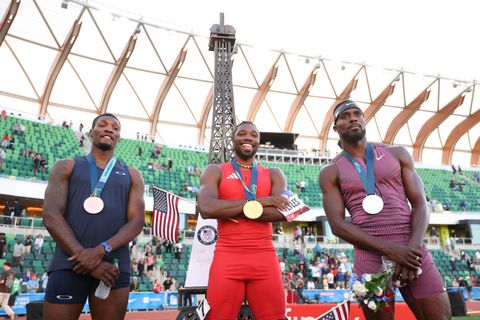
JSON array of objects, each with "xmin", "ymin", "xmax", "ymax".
[{"xmin": 319, "ymin": 100, "xmax": 451, "ymax": 320}]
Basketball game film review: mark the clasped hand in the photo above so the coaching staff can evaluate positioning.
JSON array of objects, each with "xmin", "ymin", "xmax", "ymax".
[
  {"xmin": 68, "ymin": 247, "xmax": 104, "ymax": 275},
  {"xmin": 387, "ymin": 243, "xmax": 423, "ymax": 285}
]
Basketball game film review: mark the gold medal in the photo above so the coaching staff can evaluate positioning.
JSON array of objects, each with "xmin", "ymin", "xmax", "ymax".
[{"xmin": 243, "ymin": 200, "xmax": 263, "ymax": 219}]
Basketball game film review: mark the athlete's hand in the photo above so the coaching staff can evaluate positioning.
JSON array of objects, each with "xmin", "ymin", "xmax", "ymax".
[
  {"xmin": 257, "ymin": 196, "xmax": 289, "ymax": 211},
  {"xmin": 385, "ymin": 242, "xmax": 422, "ymax": 269},
  {"xmin": 69, "ymin": 246, "xmax": 105, "ymax": 275},
  {"xmin": 89, "ymin": 261, "xmax": 119, "ymax": 287},
  {"xmin": 394, "ymin": 264, "xmax": 420, "ymax": 286}
]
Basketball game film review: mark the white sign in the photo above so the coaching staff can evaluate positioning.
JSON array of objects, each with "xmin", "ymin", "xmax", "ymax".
[
  {"xmin": 279, "ymin": 190, "xmax": 310, "ymax": 222},
  {"xmin": 184, "ymin": 216, "xmax": 218, "ymax": 288}
]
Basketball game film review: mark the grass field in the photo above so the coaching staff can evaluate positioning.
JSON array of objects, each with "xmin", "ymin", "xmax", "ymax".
[{"xmin": 454, "ymin": 317, "xmax": 480, "ymax": 320}]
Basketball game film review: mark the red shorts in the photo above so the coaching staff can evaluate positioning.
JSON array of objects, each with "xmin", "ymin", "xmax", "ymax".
[{"xmin": 207, "ymin": 249, "xmax": 285, "ymax": 320}]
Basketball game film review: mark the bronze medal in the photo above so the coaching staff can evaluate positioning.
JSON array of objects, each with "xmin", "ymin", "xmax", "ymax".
[{"xmin": 83, "ymin": 196, "xmax": 104, "ymax": 214}]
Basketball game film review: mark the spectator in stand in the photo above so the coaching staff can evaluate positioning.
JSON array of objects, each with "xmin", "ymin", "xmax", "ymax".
[
  {"xmin": 164, "ymin": 241, "xmax": 172, "ymax": 253},
  {"xmin": 137, "ymin": 258, "xmax": 145, "ymax": 276},
  {"xmin": 451, "ymin": 164, "xmax": 457, "ymax": 175},
  {"xmin": 0, "ymin": 234, "xmax": 6, "ymax": 258},
  {"xmin": 26, "ymin": 273, "xmax": 39, "ymax": 293},
  {"xmin": 187, "ymin": 164, "xmax": 195, "ymax": 176},
  {"xmin": 130, "ymin": 258, "xmax": 138, "ymax": 276},
  {"xmin": 299, "ymin": 180, "xmax": 306, "ymax": 192},
  {"xmin": 145, "ymin": 252, "xmax": 155, "ymax": 277},
  {"xmin": 152, "ymin": 279, "xmax": 162, "ymax": 293},
  {"xmin": 12, "ymin": 240, "xmax": 24, "ymax": 269},
  {"xmin": 429, "ymin": 227, "xmax": 439, "ymax": 242},
  {"xmin": 0, "ymin": 148, "xmax": 5, "ymax": 171},
  {"xmin": 443, "ymin": 201, "xmax": 450, "ymax": 211},
  {"xmin": 21, "ymin": 270, "xmax": 31, "ymax": 284},
  {"xmin": 23, "ymin": 235, "xmax": 33, "ymax": 255},
  {"xmin": 33, "ymin": 234, "xmax": 43, "ymax": 255},
  {"xmin": 195, "ymin": 165, "xmax": 201, "ymax": 177},
  {"xmin": 163, "ymin": 275, "xmax": 173, "ymax": 292},
  {"xmin": 0, "ymin": 110, "xmax": 6, "ymax": 120},
  {"xmin": 130, "ymin": 276, "xmax": 139, "ymax": 292},
  {"xmin": 138, "ymin": 146, "xmax": 142, "ymax": 157},
  {"xmin": 295, "ymin": 180, "xmax": 301, "ymax": 194},
  {"xmin": 32, "ymin": 153, "xmax": 41, "ymax": 174},
  {"xmin": 174, "ymin": 242, "xmax": 183, "ymax": 261},
  {"xmin": 460, "ymin": 200, "xmax": 467, "ymax": 211},
  {"xmin": 7, "ymin": 135, "xmax": 14, "ymax": 150},
  {"xmin": 168, "ymin": 159, "xmax": 173, "ymax": 171},
  {"xmin": 79, "ymin": 122, "xmax": 84, "ymax": 133},
  {"xmin": 1, "ymin": 134, "xmax": 8, "ymax": 149},
  {"xmin": 41, "ymin": 272, "xmax": 48, "ymax": 292},
  {"xmin": 451, "ymin": 278, "xmax": 459, "ymax": 287},
  {"xmin": 0, "ymin": 261, "xmax": 16, "ymax": 320}
]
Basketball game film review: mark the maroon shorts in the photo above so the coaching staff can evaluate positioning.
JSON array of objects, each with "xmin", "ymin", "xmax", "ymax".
[
  {"xmin": 207, "ymin": 250, "xmax": 285, "ymax": 320},
  {"xmin": 354, "ymin": 245, "xmax": 446, "ymax": 301}
]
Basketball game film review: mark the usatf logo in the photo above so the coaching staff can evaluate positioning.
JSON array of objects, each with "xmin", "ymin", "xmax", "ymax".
[{"xmin": 197, "ymin": 225, "xmax": 218, "ymax": 246}]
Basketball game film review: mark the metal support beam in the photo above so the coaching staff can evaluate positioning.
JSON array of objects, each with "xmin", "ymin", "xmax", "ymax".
[
  {"xmin": 208, "ymin": 13, "xmax": 236, "ymax": 164},
  {"xmin": 471, "ymin": 137, "xmax": 480, "ymax": 166},
  {"xmin": 284, "ymin": 63, "xmax": 320, "ymax": 132},
  {"xmin": 39, "ymin": 20, "xmax": 82, "ymax": 116},
  {"xmin": 99, "ymin": 32, "xmax": 138, "ymax": 114},
  {"xmin": 442, "ymin": 109, "xmax": 480, "ymax": 165},
  {"xmin": 383, "ymin": 88, "xmax": 431, "ymax": 145},
  {"xmin": 318, "ymin": 74, "xmax": 360, "ymax": 152},
  {"xmin": 0, "ymin": 0, "xmax": 20, "ymax": 47},
  {"xmin": 149, "ymin": 48, "xmax": 188, "ymax": 137},
  {"xmin": 363, "ymin": 81, "xmax": 397, "ymax": 123},
  {"xmin": 412, "ymin": 92, "xmax": 466, "ymax": 162},
  {"xmin": 246, "ymin": 56, "xmax": 280, "ymax": 121}
]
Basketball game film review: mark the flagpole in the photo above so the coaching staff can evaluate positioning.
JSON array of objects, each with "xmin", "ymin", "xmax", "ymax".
[{"xmin": 153, "ymin": 185, "xmax": 197, "ymax": 205}]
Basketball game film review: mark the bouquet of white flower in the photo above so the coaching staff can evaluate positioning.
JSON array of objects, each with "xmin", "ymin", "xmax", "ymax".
[{"xmin": 349, "ymin": 257, "xmax": 395, "ymax": 313}]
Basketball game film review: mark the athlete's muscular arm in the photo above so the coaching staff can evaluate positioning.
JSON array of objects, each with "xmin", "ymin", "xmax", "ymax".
[
  {"xmin": 254, "ymin": 168, "xmax": 289, "ymax": 222},
  {"xmin": 391, "ymin": 146, "xmax": 429, "ymax": 250},
  {"xmin": 42, "ymin": 159, "xmax": 84, "ymax": 258},
  {"xmin": 391, "ymin": 146, "xmax": 429, "ymax": 282},
  {"xmin": 319, "ymin": 163, "xmax": 422, "ymax": 270},
  {"xmin": 197, "ymin": 164, "xmax": 247, "ymax": 219}
]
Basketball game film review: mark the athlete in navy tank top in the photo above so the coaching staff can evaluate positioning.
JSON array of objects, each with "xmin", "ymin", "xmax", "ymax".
[
  {"xmin": 42, "ymin": 114, "xmax": 145, "ymax": 320},
  {"xmin": 319, "ymin": 100, "xmax": 450, "ymax": 320}
]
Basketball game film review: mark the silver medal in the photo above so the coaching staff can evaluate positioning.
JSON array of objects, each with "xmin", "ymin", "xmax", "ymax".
[
  {"xmin": 362, "ymin": 194, "xmax": 384, "ymax": 214},
  {"xmin": 83, "ymin": 196, "xmax": 104, "ymax": 214}
]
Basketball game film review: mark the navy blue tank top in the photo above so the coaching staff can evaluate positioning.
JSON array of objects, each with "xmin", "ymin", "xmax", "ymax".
[{"xmin": 48, "ymin": 156, "xmax": 131, "ymax": 273}]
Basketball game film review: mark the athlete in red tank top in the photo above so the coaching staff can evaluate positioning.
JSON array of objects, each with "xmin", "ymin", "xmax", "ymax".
[
  {"xmin": 198, "ymin": 121, "xmax": 289, "ymax": 320},
  {"xmin": 319, "ymin": 100, "xmax": 450, "ymax": 320}
]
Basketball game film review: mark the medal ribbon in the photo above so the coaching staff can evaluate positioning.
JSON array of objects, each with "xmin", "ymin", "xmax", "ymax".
[
  {"xmin": 342, "ymin": 143, "xmax": 375, "ymax": 195},
  {"xmin": 231, "ymin": 159, "xmax": 258, "ymax": 201},
  {"xmin": 87, "ymin": 154, "xmax": 117, "ymax": 197}
]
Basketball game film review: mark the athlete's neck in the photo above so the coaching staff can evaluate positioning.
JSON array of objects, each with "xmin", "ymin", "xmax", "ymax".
[
  {"xmin": 90, "ymin": 148, "xmax": 115, "ymax": 168},
  {"xmin": 233, "ymin": 156, "xmax": 254, "ymax": 169},
  {"xmin": 341, "ymin": 138, "xmax": 367, "ymax": 158}
]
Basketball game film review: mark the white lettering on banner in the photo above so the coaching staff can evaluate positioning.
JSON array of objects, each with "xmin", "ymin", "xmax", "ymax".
[
  {"xmin": 185, "ymin": 216, "xmax": 218, "ymax": 288},
  {"xmin": 285, "ymin": 308, "xmax": 316, "ymax": 320}
]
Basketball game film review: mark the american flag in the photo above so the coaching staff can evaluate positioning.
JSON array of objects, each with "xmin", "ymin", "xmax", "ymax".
[
  {"xmin": 152, "ymin": 186, "xmax": 180, "ymax": 243},
  {"xmin": 316, "ymin": 300, "xmax": 350, "ymax": 320}
]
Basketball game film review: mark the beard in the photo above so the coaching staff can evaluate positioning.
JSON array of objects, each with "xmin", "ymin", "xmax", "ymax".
[
  {"xmin": 339, "ymin": 128, "xmax": 366, "ymax": 144},
  {"xmin": 96, "ymin": 142, "xmax": 113, "ymax": 151},
  {"xmin": 234, "ymin": 145, "xmax": 256, "ymax": 161}
]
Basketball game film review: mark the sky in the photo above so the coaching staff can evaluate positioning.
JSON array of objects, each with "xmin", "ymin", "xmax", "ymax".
[{"xmin": 94, "ymin": 0, "xmax": 480, "ymax": 84}]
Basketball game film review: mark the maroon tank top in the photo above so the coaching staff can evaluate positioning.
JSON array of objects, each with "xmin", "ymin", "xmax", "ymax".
[
  {"xmin": 216, "ymin": 162, "xmax": 274, "ymax": 252},
  {"xmin": 333, "ymin": 143, "xmax": 412, "ymax": 260}
]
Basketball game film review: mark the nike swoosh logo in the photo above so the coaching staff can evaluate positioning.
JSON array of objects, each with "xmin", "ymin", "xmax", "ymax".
[{"xmin": 376, "ymin": 154, "xmax": 385, "ymax": 161}]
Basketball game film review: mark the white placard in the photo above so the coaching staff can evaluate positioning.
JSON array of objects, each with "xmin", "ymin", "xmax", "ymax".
[
  {"xmin": 196, "ymin": 298, "xmax": 211, "ymax": 320},
  {"xmin": 279, "ymin": 190, "xmax": 310, "ymax": 222},
  {"xmin": 184, "ymin": 215, "xmax": 218, "ymax": 288}
]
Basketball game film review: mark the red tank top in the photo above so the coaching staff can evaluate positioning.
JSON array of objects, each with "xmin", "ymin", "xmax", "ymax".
[
  {"xmin": 332, "ymin": 143, "xmax": 412, "ymax": 242},
  {"xmin": 216, "ymin": 162, "xmax": 274, "ymax": 252}
]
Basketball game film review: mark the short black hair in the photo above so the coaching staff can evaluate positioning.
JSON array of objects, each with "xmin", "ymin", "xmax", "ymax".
[
  {"xmin": 234, "ymin": 121, "xmax": 258, "ymax": 136},
  {"xmin": 91, "ymin": 113, "xmax": 121, "ymax": 129}
]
